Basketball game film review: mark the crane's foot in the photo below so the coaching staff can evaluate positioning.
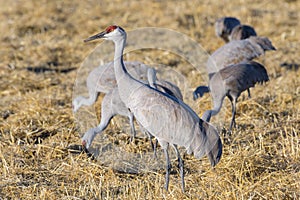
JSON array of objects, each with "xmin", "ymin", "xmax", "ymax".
[
  {"xmin": 164, "ymin": 149, "xmax": 171, "ymax": 192},
  {"xmin": 151, "ymin": 139, "xmax": 158, "ymax": 159},
  {"xmin": 129, "ymin": 136, "xmax": 135, "ymax": 143},
  {"xmin": 247, "ymin": 89, "xmax": 251, "ymax": 99},
  {"xmin": 67, "ymin": 144, "xmax": 84, "ymax": 154},
  {"xmin": 229, "ymin": 120, "xmax": 236, "ymax": 133},
  {"xmin": 178, "ymin": 159, "xmax": 185, "ymax": 193},
  {"xmin": 221, "ymin": 128, "xmax": 232, "ymax": 145},
  {"xmin": 164, "ymin": 163, "xmax": 171, "ymax": 191}
]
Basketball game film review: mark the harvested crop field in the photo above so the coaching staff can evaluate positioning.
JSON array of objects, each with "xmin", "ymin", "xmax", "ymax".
[{"xmin": 0, "ymin": 0, "xmax": 299, "ymax": 199}]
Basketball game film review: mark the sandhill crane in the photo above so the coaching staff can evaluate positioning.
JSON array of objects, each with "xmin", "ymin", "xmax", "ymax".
[
  {"xmin": 81, "ymin": 67, "xmax": 184, "ymax": 150},
  {"xmin": 194, "ymin": 36, "xmax": 275, "ymax": 101},
  {"xmin": 83, "ymin": 25, "xmax": 222, "ymax": 192},
  {"xmin": 198, "ymin": 61, "xmax": 269, "ymax": 131},
  {"xmin": 206, "ymin": 36, "xmax": 276, "ymax": 75},
  {"xmin": 215, "ymin": 17, "xmax": 241, "ymax": 42},
  {"xmin": 229, "ymin": 24, "xmax": 257, "ymax": 41}
]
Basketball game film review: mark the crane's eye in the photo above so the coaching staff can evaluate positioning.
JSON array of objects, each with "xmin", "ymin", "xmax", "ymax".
[{"xmin": 106, "ymin": 25, "xmax": 118, "ymax": 33}]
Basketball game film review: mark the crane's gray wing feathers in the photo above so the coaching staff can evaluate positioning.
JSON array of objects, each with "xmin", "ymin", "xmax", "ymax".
[
  {"xmin": 87, "ymin": 61, "xmax": 150, "ymax": 93},
  {"xmin": 87, "ymin": 62, "xmax": 115, "ymax": 93},
  {"xmin": 207, "ymin": 37, "xmax": 275, "ymax": 74},
  {"xmin": 155, "ymin": 80, "xmax": 183, "ymax": 101},
  {"xmin": 220, "ymin": 61, "xmax": 269, "ymax": 92},
  {"xmin": 127, "ymin": 85, "xmax": 221, "ymax": 162}
]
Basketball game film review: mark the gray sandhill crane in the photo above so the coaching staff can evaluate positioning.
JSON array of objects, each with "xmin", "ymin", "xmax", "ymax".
[
  {"xmin": 83, "ymin": 25, "xmax": 222, "ymax": 192},
  {"xmin": 206, "ymin": 36, "xmax": 276, "ymax": 75},
  {"xmin": 215, "ymin": 17, "xmax": 241, "ymax": 42},
  {"xmin": 81, "ymin": 67, "xmax": 184, "ymax": 151},
  {"xmin": 73, "ymin": 61, "xmax": 150, "ymax": 112},
  {"xmin": 74, "ymin": 61, "xmax": 182, "ymax": 150},
  {"xmin": 194, "ymin": 36, "xmax": 275, "ymax": 100},
  {"xmin": 229, "ymin": 24, "xmax": 257, "ymax": 41},
  {"xmin": 199, "ymin": 61, "xmax": 269, "ymax": 131}
]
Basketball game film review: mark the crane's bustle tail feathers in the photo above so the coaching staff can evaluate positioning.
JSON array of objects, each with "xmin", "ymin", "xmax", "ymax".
[
  {"xmin": 249, "ymin": 36, "xmax": 276, "ymax": 51},
  {"xmin": 207, "ymin": 137, "xmax": 222, "ymax": 167},
  {"xmin": 202, "ymin": 121, "xmax": 222, "ymax": 167},
  {"xmin": 188, "ymin": 120, "xmax": 222, "ymax": 167}
]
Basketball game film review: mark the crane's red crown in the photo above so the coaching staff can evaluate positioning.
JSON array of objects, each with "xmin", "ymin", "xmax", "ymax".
[{"xmin": 105, "ymin": 25, "xmax": 118, "ymax": 33}]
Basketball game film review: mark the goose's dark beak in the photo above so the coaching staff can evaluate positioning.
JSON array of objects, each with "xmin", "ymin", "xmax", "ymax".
[{"xmin": 84, "ymin": 31, "xmax": 106, "ymax": 42}]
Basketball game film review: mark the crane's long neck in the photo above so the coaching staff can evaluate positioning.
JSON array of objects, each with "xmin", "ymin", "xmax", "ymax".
[
  {"xmin": 201, "ymin": 96, "xmax": 224, "ymax": 122},
  {"xmin": 147, "ymin": 68, "xmax": 157, "ymax": 89},
  {"xmin": 112, "ymin": 36, "xmax": 141, "ymax": 104},
  {"xmin": 113, "ymin": 37, "xmax": 129, "ymax": 80}
]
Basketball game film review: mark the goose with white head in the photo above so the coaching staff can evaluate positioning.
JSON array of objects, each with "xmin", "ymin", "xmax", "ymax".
[{"xmin": 84, "ymin": 25, "xmax": 222, "ymax": 192}]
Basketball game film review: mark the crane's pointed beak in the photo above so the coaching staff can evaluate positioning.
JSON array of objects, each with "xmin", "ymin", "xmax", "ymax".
[{"xmin": 84, "ymin": 31, "xmax": 106, "ymax": 42}]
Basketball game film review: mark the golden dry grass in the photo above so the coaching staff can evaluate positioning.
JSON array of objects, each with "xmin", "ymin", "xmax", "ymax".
[{"xmin": 0, "ymin": 0, "xmax": 299, "ymax": 199}]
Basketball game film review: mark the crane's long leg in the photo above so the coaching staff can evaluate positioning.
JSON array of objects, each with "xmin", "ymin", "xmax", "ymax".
[
  {"xmin": 145, "ymin": 131, "xmax": 157, "ymax": 157},
  {"xmin": 163, "ymin": 145, "xmax": 171, "ymax": 191},
  {"xmin": 153, "ymin": 139, "xmax": 158, "ymax": 158},
  {"xmin": 229, "ymin": 97, "xmax": 237, "ymax": 131},
  {"xmin": 247, "ymin": 88, "xmax": 251, "ymax": 99},
  {"xmin": 128, "ymin": 112, "xmax": 137, "ymax": 142},
  {"xmin": 137, "ymin": 123, "xmax": 157, "ymax": 156},
  {"xmin": 172, "ymin": 144, "xmax": 185, "ymax": 192}
]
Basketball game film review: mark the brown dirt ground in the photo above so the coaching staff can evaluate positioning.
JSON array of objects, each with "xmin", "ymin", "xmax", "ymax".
[{"xmin": 0, "ymin": 0, "xmax": 299, "ymax": 199}]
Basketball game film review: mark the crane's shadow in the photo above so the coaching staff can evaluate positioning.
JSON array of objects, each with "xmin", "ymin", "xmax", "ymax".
[{"xmin": 68, "ymin": 135, "xmax": 186, "ymax": 175}]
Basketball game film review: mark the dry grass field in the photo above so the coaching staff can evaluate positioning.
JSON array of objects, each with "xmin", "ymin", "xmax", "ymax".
[{"xmin": 0, "ymin": 0, "xmax": 299, "ymax": 199}]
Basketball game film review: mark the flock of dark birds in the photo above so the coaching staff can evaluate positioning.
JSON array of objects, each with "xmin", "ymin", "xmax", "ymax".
[{"xmin": 72, "ymin": 17, "xmax": 276, "ymax": 191}]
